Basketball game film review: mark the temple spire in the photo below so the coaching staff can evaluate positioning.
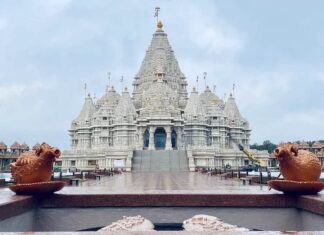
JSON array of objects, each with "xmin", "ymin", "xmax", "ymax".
[
  {"xmin": 84, "ymin": 83, "xmax": 87, "ymax": 99},
  {"xmin": 224, "ymin": 93, "xmax": 246, "ymax": 123},
  {"xmin": 203, "ymin": 72, "xmax": 207, "ymax": 89},
  {"xmin": 73, "ymin": 93, "xmax": 95, "ymax": 125},
  {"xmin": 196, "ymin": 76, "xmax": 199, "ymax": 93},
  {"xmin": 132, "ymin": 13, "xmax": 188, "ymax": 109},
  {"xmin": 154, "ymin": 7, "xmax": 163, "ymax": 30},
  {"xmin": 107, "ymin": 72, "xmax": 111, "ymax": 87}
]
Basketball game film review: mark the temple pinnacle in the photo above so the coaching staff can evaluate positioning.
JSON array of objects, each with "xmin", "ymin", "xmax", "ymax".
[{"xmin": 157, "ymin": 20, "xmax": 163, "ymax": 29}]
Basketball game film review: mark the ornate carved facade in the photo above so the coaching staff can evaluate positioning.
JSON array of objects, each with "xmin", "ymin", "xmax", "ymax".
[{"xmin": 61, "ymin": 20, "xmax": 268, "ymax": 171}]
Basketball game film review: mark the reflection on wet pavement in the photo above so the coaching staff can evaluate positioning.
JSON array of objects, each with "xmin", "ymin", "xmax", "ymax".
[{"xmin": 60, "ymin": 172, "xmax": 275, "ymax": 195}]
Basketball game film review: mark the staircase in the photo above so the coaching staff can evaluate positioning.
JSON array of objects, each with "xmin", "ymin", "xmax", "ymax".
[{"xmin": 132, "ymin": 150, "xmax": 189, "ymax": 172}]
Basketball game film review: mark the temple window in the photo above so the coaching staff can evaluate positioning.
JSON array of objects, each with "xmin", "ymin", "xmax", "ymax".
[{"xmin": 88, "ymin": 160, "xmax": 97, "ymax": 166}]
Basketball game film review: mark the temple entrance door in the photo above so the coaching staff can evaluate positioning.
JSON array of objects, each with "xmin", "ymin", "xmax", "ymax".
[
  {"xmin": 171, "ymin": 130, "xmax": 177, "ymax": 149},
  {"xmin": 143, "ymin": 129, "xmax": 149, "ymax": 149},
  {"xmin": 154, "ymin": 128, "xmax": 166, "ymax": 150}
]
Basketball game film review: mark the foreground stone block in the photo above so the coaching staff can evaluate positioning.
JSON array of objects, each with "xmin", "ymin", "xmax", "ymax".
[
  {"xmin": 98, "ymin": 215, "xmax": 154, "ymax": 232},
  {"xmin": 183, "ymin": 214, "xmax": 249, "ymax": 232}
]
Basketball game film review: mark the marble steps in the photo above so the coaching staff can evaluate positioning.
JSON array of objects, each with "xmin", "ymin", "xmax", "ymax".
[{"xmin": 132, "ymin": 150, "xmax": 189, "ymax": 172}]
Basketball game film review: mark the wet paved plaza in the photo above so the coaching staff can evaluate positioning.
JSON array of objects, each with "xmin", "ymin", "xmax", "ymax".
[
  {"xmin": 59, "ymin": 172, "xmax": 275, "ymax": 195},
  {"xmin": 0, "ymin": 172, "xmax": 274, "ymax": 209},
  {"xmin": 1, "ymin": 172, "xmax": 324, "ymax": 201}
]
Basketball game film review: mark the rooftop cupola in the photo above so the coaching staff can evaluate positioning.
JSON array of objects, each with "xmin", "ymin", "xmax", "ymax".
[
  {"xmin": 184, "ymin": 87, "xmax": 206, "ymax": 121},
  {"xmin": 199, "ymin": 85, "xmax": 224, "ymax": 116},
  {"xmin": 224, "ymin": 93, "xmax": 247, "ymax": 125},
  {"xmin": 32, "ymin": 143, "xmax": 40, "ymax": 150},
  {"xmin": 10, "ymin": 141, "xmax": 20, "ymax": 150},
  {"xmin": 97, "ymin": 85, "xmax": 120, "ymax": 107},
  {"xmin": 72, "ymin": 93, "xmax": 95, "ymax": 127},
  {"xmin": 114, "ymin": 87, "xmax": 136, "ymax": 123},
  {"xmin": 0, "ymin": 141, "xmax": 7, "ymax": 150},
  {"xmin": 20, "ymin": 142, "xmax": 29, "ymax": 151}
]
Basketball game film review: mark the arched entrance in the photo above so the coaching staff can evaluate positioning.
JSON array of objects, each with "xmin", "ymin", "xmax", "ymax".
[
  {"xmin": 171, "ymin": 130, "xmax": 177, "ymax": 149},
  {"xmin": 154, "ymin": 127, "xmax": 166, "ymax": 150},
  {"xmin": 143, "ymin": 129, "xmax": 149, "ymax": 149}
]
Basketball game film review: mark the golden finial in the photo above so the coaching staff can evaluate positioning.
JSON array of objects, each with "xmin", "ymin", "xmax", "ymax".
[
  {"xmin": 124, "ymin": 86, "xmax": 128, "ymax": 92},
  {"xmin": 157, "ymin": 20, "xmax": 163, "ymax": 29},
  {"xmin": 192, "ymin": 86, "xmax": 196, "ymax": 92}
]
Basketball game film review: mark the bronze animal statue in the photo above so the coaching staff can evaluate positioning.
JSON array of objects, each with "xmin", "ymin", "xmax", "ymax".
[
  {"xmin": 273, "ymin": 144, "xmax": 321, "ymax": 182},
  {"xmin": 10, "ymin": 143, "xmax": 61, "ymax": 184}
]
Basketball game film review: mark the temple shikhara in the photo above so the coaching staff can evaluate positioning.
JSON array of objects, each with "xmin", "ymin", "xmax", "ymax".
[{"xmin": 60, "ymin": 19, "xmax": 269, "ymax": 171}]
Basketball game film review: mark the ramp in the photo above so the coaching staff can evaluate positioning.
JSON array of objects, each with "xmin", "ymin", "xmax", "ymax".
[{"xmin": 132, "ymin": 150, "xmax": 189, "ymax": 172}]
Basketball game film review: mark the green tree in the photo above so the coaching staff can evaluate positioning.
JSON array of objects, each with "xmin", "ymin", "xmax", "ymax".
[{"xmin": 250, "ymin": 140, "xmax": 277, "ymax": 153}]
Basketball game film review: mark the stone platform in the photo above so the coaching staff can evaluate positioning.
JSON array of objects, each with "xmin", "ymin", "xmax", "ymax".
[
  {"xmin": 1, "ymin": 172, "xmax": 324, "ymax": 212},
  {"xmin": 1, "ymin": 172, "xmax": 324, "ymax": 233}
]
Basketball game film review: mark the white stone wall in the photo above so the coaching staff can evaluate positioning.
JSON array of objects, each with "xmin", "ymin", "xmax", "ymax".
[{"xmin": 60, "ymin": 148, "xmax": 133, "ymax": 172}]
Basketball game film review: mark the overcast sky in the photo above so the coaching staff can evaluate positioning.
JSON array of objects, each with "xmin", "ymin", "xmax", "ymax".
[{"xmin": 1, "ymin": 0, "xmax": 324, "ymax": 149}]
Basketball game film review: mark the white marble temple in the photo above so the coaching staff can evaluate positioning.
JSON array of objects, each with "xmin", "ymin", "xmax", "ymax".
[{"xmin": 60, "ymin": 20, "xmax": 269, "ymax": 171}]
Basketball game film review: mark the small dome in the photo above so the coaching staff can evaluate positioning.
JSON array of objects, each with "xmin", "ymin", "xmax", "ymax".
[
  {"xmin": 10, "ymin": 141, "xmax": 20, "ymax": 150},
  {"xmin": 224, "ymin": 94, "xmax": 247, "ymax": 124},
  {"xmin": 199, "ymin": 86, "xmax": 225, "ymax": 116},
  {"xmin": 20, "ymin": 142, "xmax": 29, "ymax": 150},
  {"xmin": 32, "ymin": 143, "xmax": 40, "ymax": 150},
  {"xmin": 97, "ymin": 86, "xmax": 120, "ymax": 107},
  {"xmin": 199, "ymin": 86, "xmax": 223, "ymax": 109},
  {"xmin": 184, "ymin": 88, "xmax": 206, "ymax": 121},
  {"xmin": 114, "ymin": 88, "xmax": 136, "ymax": 123},
  {"xmin": 313, "ymin": 141, "xmax": 324, "ymax": 148},
  {"xmin": 298, "ymin": 141, "xmax": 309, "ymax": 149},
  {"xmin": 71, "ymin": 94, "xmax": 96, "ymax": 127},
  {"xmin": 0, "ymin": 141, "xmax": 7, "ymax": 150}
]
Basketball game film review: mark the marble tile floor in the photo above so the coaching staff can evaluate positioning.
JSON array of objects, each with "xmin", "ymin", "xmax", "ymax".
[
  {"xmin": 1, "ymin": 172, "xmax": 324, "ymax": 207},
  {"xmin": 60, "ymin": 172, "xmax": 276, "ymax": 195},
  {"xmin": 2, "ymin": 172, "xmax": 324, "ymax": 196}
]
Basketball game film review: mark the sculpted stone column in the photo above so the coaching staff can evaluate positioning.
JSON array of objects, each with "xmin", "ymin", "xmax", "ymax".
[
  {"xmin": 165, "ymin": 126, "xmax": 172, "ymax": 150},
  {"xmin": 138, "ymin": 128, "xmax": 143, "ymax": 150},
  {"xmin": 148, "ymin": 126, "xmax": 155, "ymax": 150},
  {"xmin": 177, "ymin": 128, "xmax": 183, "ymax": 149}
]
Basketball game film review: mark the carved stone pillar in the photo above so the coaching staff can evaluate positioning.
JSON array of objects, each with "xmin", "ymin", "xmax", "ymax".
[
  {"xmin": 138, "ymin": 128, "xmax": 143, "ymax": 150},
  {"xmin": 177, "ymin": 128, "xmax": 183, "ymax": 149},
  {"xmin": 165, "ymin": 126, "xmax": 172, "ymax": 150},
  {"xmin": 148, "ymin": 126, "xmax": 155, "ymax": 150}
]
